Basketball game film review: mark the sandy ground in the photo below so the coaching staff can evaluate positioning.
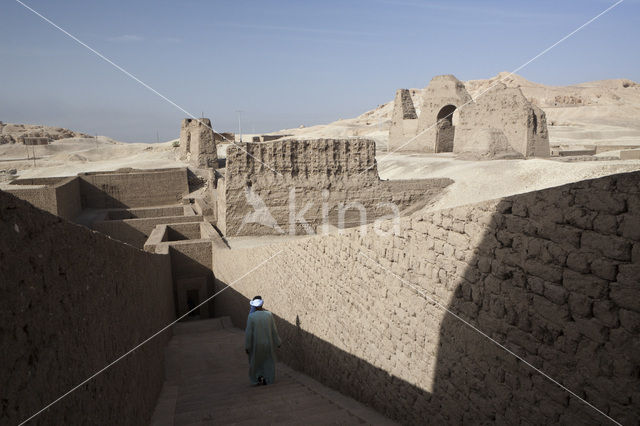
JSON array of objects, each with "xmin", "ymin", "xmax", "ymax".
[
  {"xmin": 376, "ymin": 152, "xmax": 640, "ymax": 210},
  {"xmin": 0, "ymin": 137, "xmax": 185, "ymax": 178}
]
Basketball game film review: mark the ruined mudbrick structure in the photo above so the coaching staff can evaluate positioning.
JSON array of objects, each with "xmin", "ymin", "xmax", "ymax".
[
  {"xmin": 389, "ymin": 75, "xmax": 550, "ymax": 158},
  {"xmin": 215, "ymin": 138, "xmax": 452, "ymax": 236},
  {"xmin": 179, "ymin": 118, "xmax": 218, "ymax": 169}
]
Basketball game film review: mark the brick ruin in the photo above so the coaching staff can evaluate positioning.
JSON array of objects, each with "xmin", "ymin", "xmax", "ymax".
[
  {"xmin": 2, "ymin": 132, "xmax": 638, "ymax": 424},
  {"xmin": 389, "ymin": 74, "xmax": 550, "ymax": 158},
  {"xmin": 179, "ymin": 118, "xmax": 218, "ymax": 169},
  {"xmin": 215, "ymin": 138, "xmax": 452, "ymax": 236}
]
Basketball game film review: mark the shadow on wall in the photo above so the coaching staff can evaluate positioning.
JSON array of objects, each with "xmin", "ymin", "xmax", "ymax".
[
  {"xmin": 91, "ymin": 220, "xmax": 151, "ymax": 248},
  {"xmin": 79, "ymin": 179, "xmax": 129, "ymax": 209},
  {"xmin": 211, "ymin": 171, "xmax": 639, "ymax": 425}
]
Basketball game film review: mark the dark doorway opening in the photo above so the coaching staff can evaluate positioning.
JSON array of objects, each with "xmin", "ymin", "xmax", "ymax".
[
  {"xmin": 436, "ymin": 105, "xmax": 457, "ymax": 153},
  {"xmin": 186, "ymin": 289, "xmax": 200, "ymax": 317}
]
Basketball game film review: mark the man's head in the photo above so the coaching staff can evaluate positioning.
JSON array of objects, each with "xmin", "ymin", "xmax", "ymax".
[{"xmin": 250, "ymin": 296, "xmax": 264, "ymax": 310}]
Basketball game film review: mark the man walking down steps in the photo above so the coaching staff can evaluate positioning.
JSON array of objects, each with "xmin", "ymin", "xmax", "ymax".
[{"xmin": 245, "ymin": 297, "xmax": 281, "ymax": 386}]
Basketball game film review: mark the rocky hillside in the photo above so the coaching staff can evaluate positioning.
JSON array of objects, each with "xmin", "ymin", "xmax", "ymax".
[{"xmin": 0, "ymin": 122, "xmax": 90, "ymax": 144}]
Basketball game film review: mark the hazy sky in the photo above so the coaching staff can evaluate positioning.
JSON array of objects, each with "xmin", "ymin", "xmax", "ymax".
[{"xmin": 1, "ymin": 0, "xmax": 638, "ymax": 142}]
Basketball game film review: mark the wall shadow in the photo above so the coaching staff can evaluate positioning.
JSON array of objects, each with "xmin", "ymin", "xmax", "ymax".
[{"xmin": 79, "ymin": 180, "xmax": 130, "ymax": 209}]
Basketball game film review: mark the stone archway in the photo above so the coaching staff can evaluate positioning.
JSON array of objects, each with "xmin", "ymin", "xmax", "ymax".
[{"xmin": 435, "ymin": 104, "xmax": 457, "ymax": 153}]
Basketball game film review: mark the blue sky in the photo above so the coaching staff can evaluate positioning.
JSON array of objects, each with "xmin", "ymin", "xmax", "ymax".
[{"xmin": 1, "ymin": 0, "xmax": 638, "ymax": 142}]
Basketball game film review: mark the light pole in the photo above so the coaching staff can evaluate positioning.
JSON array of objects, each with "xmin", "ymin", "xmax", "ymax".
[{"xmin": 236, "ymin": 110, "xmax": 244, "ymax": 143}]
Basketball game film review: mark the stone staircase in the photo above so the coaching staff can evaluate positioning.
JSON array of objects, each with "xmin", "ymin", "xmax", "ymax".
[{"xmin": 150, "ymin": 317, "xmax": 396, "ymax": 425}]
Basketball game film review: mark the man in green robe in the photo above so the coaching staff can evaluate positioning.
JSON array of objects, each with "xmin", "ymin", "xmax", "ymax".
[{"xmin": 245, "ymin": 297, "xmax": 281, "ymax": 385}]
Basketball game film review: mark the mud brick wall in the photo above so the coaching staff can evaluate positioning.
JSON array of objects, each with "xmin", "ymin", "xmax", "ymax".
[
  {"xmin": 3, "ymin": 176, "xmax": 81, "ymax": 221},
  {"xmin": 0, "ymin": 190, "xmax": 175, "ymax": 425},
  {"xmin": 79, "ymin": 168, "xmax": 189, "ymax": 209},
  {"xmin": 218, "ymin": 139, "xmax": 451, "ymax": 236},
  {"xmin": 92, "ymin": 215, "xmax": 203, "ymax": 249},
  {"xmin": 2, "ymin": 184, "xmax": 57, "ymax": 217},
  {"xmin": 53, "ymin": 176, "xmax": 82, "ymax": 220},
  {"xmin": 212, "ymin": 171, "xmax": 639, "ymax": 425}
]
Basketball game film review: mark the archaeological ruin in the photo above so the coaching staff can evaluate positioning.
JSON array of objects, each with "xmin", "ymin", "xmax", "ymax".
[
  {"xmin": 389, "ymin": 75, "xmax": 550, "ymax": 158},
  {"xmin": 179, "ymin": 118, "xmax": 219, "ymax": 169},
  {"xmin": 1, "ymin": 118, "xmax": 638, "ymax": 425}
]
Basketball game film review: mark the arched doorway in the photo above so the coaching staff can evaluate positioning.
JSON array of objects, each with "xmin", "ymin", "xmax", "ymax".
[{"xmin": 436, "ymin": 104, "xmax": 457, "ymax": 153}]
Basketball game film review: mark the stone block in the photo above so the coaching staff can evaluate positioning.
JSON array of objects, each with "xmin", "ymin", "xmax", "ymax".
[
  {"xmin": 574, "ymin": 318, "xmax": 608, "ymax": 343},
  {"xmin": 532, "ymin": 295, "xmax": 570, "ymax": 325},
  {"xmin": 463, "ymin": 221, "xmax": 483, "ymax": 238},
  {"xmin": 616, "ymin": 172, "xmax": 640, "ymax": 193},
  {"xmin": 452, "ymin": 220, "xmax": 465, "ymax": 234},
  {"xmin": 504, "ymin": 215, "xmax": 533, "ymax": 235},
  {"xmin": 617, "ymin": 214, "xmax": 640, "ymax": 240},
  {"xmin": 562, "ymin": 269, "xmax": 607, "ymax": 298},
  {"xmin": 581, "ymin": 231, "xmax": 631, "ymax": 261},
  {"xmin": 610, "ymin": 283, "xmax": 640, "ymax": 312},
  {"xmin": 484, "ymin": 275, "xmax": 502, "ymax": 294},
  {"xmin": 592, "ymin": 213, "xmax": 618, "ymax": 235},
  {"xmin": 447, "ymin": 231, "xmax": 469, "ymax": 249},
  {"xmin": 619, "ymin": 309, "xmax": 640, "ymax": 333},
  {"xmin": 527, "ymin": 276, "xmax": 544, "ymax": 295},
  {"xmin": 566, "ymin": 251, "xmax": 590, "ymax": 273},
  {"xmin": 616, "ymin": 263, "xmax": 640, "ymax": 286},
  {"xmin": 563, "ymin": 207, "xmax": 596, "ymax": 230},
  {"xmin": 592, "ymin": 300, "xmax": 619, "ymax": 328},
  {"xmin": 575, "ymin": 190, "xmax": 626, "ymax": 215},
  {"xmin": 568, "ymin": 293, "xmax": 592, "ymax": 319},
  {"xmin": 477, "ymin": 256, "xmax": 492, "ymax": 273},
  {"xmin": 543, "ymin": 282, "xmax": 567, "ymax": 305},
  {"xmin": 524, "ymin": 259, "xmax": 562, "ymax": 283},
  {"xmin": 536, "ymin": 223, "xmax": 582, "ymax": 249},
  {"xmin": 589, "ymin": 258, "xmax": 618, "ymax": 281},
  {"xmin": 512, "ymin": 199, "xmax": 528, "ymax": 217}
]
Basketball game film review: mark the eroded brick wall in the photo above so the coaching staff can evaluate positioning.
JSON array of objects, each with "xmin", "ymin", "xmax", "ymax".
[
  {"xmin": 212, "ymin": 171, "xmax": 639, "ymax": 424},
  {"xmin": 79, "ymin": 168, "xmax": 189, "ymax": 209},
  {"xmin": 219, "ymin": 139, "xmax": 451, "ymax": 236},
  {"xmin": 0, "ymin": 190, "xmax": 175, "ymax": 425}
]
